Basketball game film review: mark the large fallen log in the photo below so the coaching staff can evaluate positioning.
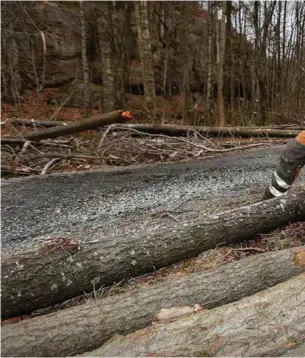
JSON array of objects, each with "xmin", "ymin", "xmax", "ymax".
[
  {"xmin": 22, "ymin": 110, "xmax": 132, "ymax": 141},
  {"xmin": 2, "ymin": 188, "xmax": 305, "ymax": 318},
  {"xmin": 120, "ymin": 123, "xmax": 301, "ymax": 138},
  {"xmin": 4, "ymin": 119, "xmax": 304, "ymax": 133},
  {"xmin": 83, "ymin": 273, "xmax": 305, "ymax": 357},
  {"xmin": 2, "ymin": 246, "xmax": 305, "ymax": 357}
]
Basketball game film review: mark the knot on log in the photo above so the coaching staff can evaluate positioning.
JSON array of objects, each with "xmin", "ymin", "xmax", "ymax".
[
  {"xmin": 293, "ymin": 249, "xmax": 305, "ymax": 267},
  {"xmin": 38, "ymin": 237, "xmax": 79, "ymax": 255}
]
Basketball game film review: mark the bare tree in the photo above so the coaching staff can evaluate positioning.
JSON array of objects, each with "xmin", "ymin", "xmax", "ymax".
[
  {"xmin": 216, "ymin": 1, "xmax": 226, "ymax": 126},
  {"xmin": 135, "ymin": 1, "xmax": 156, "ymax": 118},
  {"xmin": 98, "ymin": 2, "xmax": 116, "ymax": 113},
  {"xmin": 79, "ymin": 0, "xmax": 90, "ymax": 117}
]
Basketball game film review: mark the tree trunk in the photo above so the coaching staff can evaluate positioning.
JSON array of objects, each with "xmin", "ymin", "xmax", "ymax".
[
  {"xmin": 206, "ymin": 2, "xmax": 213, "ymax": 109},
  {"xmin": 2, "ymin": 246, "xmax": 305, "ymax": 357},
  {"xmin": 82, "ymin": 273, "xmax": 305, "ymax": 357},
  {"xmin": 135, "ymin": 1, "xmax": 156, "ymax": 118},
  {"xmin": 257, "ymin": 2, "xmax": 276, "ymax": 125},
  {"xmin": 98, "ymin": 3, "xmax": 116, "ymax": 113},
  {"xmin": 216, "ymin": 2, "xmax": 226, "ymax": 126},
  {"xmin": 2, "ymin": 189, "xmax": 305, "ymax": 318},
  {"xmin": 224, "ymin": 1, "xmax": 233, "ymax": 107},
  {"xmin": 21, "ymin": 110, "xmax": 132, "ymax": 141},
  {"xmin": 121, "ymin": 123, "xmax": 301, "ymax": 138},
  {"xmin": 79, "ymin": 0, "xmax": 90, "ymax": 117}
]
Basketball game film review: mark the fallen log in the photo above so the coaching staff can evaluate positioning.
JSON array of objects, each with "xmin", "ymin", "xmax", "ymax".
[
  {"xmin": 82, "ymin": 273, "xmax": 305, "ymax": 357},
  {"xmin": 120, "ymin": 123, "xmax": 301, "ymax": 138},
  {"xmin": 1, "ymin": 138, "xmax": 35, "ymax": 146},
  {"xmin": 2, "ymin": 188, "xmax": 305, "ymax": 318},
  {"xmin": 1, "ymin": 246, "xmax": 305, "ymax": 357},
  {"xmin": 7, "ymin": 118, "xmax": 65, "ymax": 128},
  {"xmin": 22, "ymin": 110, "xmax": 132, "ymax": 141},
  {"xmin": 1, "ymin": 166, "xmax": 37, "ymax": 176},
  {"xmin": 1, "ymin": 137, "xmax": 72, "ymax": 146}
]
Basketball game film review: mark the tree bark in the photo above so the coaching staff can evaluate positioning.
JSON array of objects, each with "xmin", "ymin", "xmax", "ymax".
[
  {"xmin": 206, "ymin": 2, "xmax": 213, "ymax": 109},
  {"xmin": 135, "ymin": 1, "xmax": 156, "ymax": 118},
  {"xmin": 21, "ymin": 110, "xmax": 132, "ymax": 141},
  {"xmin": 120, "ymin": 123, "xmax": 301, "ymax": 138},
  {"xmin": 1, "ymin": 189, "xmax": 305, "ymax": 318},
  {"xmin": 82, "ymin": 273, "xmax": 305, "ymax": 357},
  {"xmin": 216, "ymin": 2, "xmax": 226, "ymax": 126},
  {"xmin": 79, "ymin": 0, "xmax": 90, "ymax": 117},
  {"xmin": 6, "ymin": 118, "xmax": 65, "ymax": 128},
  {"xmin": 98, "ymin": 3, "xmax": 117, "ymax": 113},
  {"xmin": 2, "ymin": 246, "xmax": 305, "ymax": 357}
]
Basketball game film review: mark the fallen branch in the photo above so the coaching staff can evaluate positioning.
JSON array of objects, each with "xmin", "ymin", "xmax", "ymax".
[
  {"xmin": 1, "ymin": 246, "xmax": 305, "ymax": 357},
  {"xmin": 41, "ymin": 158, "xmax": 61, "ymax": 175},
  {"xmin": 1, "ymin": 138, "xmax": 36, "ymax": 146},
  {"xmin": 23, "ymin": 110, "xmax": 132, "ymax": 141},
  {"xmin": 119, "ymin": 123, "xmax": 301, "ymax": 138},
  {"xmin": 82, "ymin": 273, "xmax": 305, "ymax": 357},
  {"xmin": 36, "ymin": 153, "xmax": 101, "ymax": 160},
  {"xmin": 1, "ymin": 166, "xmax": 37, "ymax": 176},
  {"xmin": 2, "ymin": 188, "xmax": 305, "ymax": 318},
  {"xmin": 1, "ymin": 137, "xmax": 72, "ymax": 147},
  {"xmin": 7, "ymin": 118, "xmax": 65, "ymax": 128}
]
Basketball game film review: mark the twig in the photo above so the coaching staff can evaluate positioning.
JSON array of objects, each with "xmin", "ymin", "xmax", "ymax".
[
  {"xmin": 21, "ymin": 141, "xmax": 31, "ymax": 154},
  {"xmin": 40, "ymin": 30, "xmax": 46, "ymax": 90},
  {"xmin": 41, "ymin": 158, "xmax": 61, "ymax": 175},
  {"xmin": 97, "ymin": 124, "xmax": 117, "ymax": 151},
  {"xmin": 33, "ymin": 153, "xmax": 101, "ymax": 160},
  {"xmin": 234, "ymin": 247, "xmax": 265, "ymax": 253}
]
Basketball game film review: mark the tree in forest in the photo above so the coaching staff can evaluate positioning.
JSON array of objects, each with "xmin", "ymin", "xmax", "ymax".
[
  {"xmin": 79, "ymin": 0, "xmax": 90, "ymax": 117},
  {"xmin": 216, "ymin": 1, "xmax": 226, "ymax": 126},
  {"xmin": 135, "ymin": 0, "xmax": 156, "ymax": 118},
  {"xmin": 98, "ymin": 2, "xmax": 117, "ymax": 113},
  {"xmin": 1, "ymin": 1, "xmax": 305, "ymax": 124}
]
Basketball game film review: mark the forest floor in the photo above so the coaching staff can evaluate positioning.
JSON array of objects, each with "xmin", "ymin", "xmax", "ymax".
[{"xmin": 1, "ymin": 88, "xmax": 287, "ymax": 178}]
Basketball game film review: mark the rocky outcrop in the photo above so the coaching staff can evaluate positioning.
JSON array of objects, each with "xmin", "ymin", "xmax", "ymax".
[{"xmin": 2, "ymin": 2, "xmax": 82, "ymax": 89}]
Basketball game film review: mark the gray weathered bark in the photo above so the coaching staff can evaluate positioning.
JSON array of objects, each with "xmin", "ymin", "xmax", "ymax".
[
  {"xmin": 1, "ymin": 189, "xmax": 305, "ymax": 318},
  {"xmin": 83, "ymin": 273, "xmax": 305, "ymax": 357},
  {"xmin": 2, "ymin": 246, "xmax": 305, "ymax": 357}
]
